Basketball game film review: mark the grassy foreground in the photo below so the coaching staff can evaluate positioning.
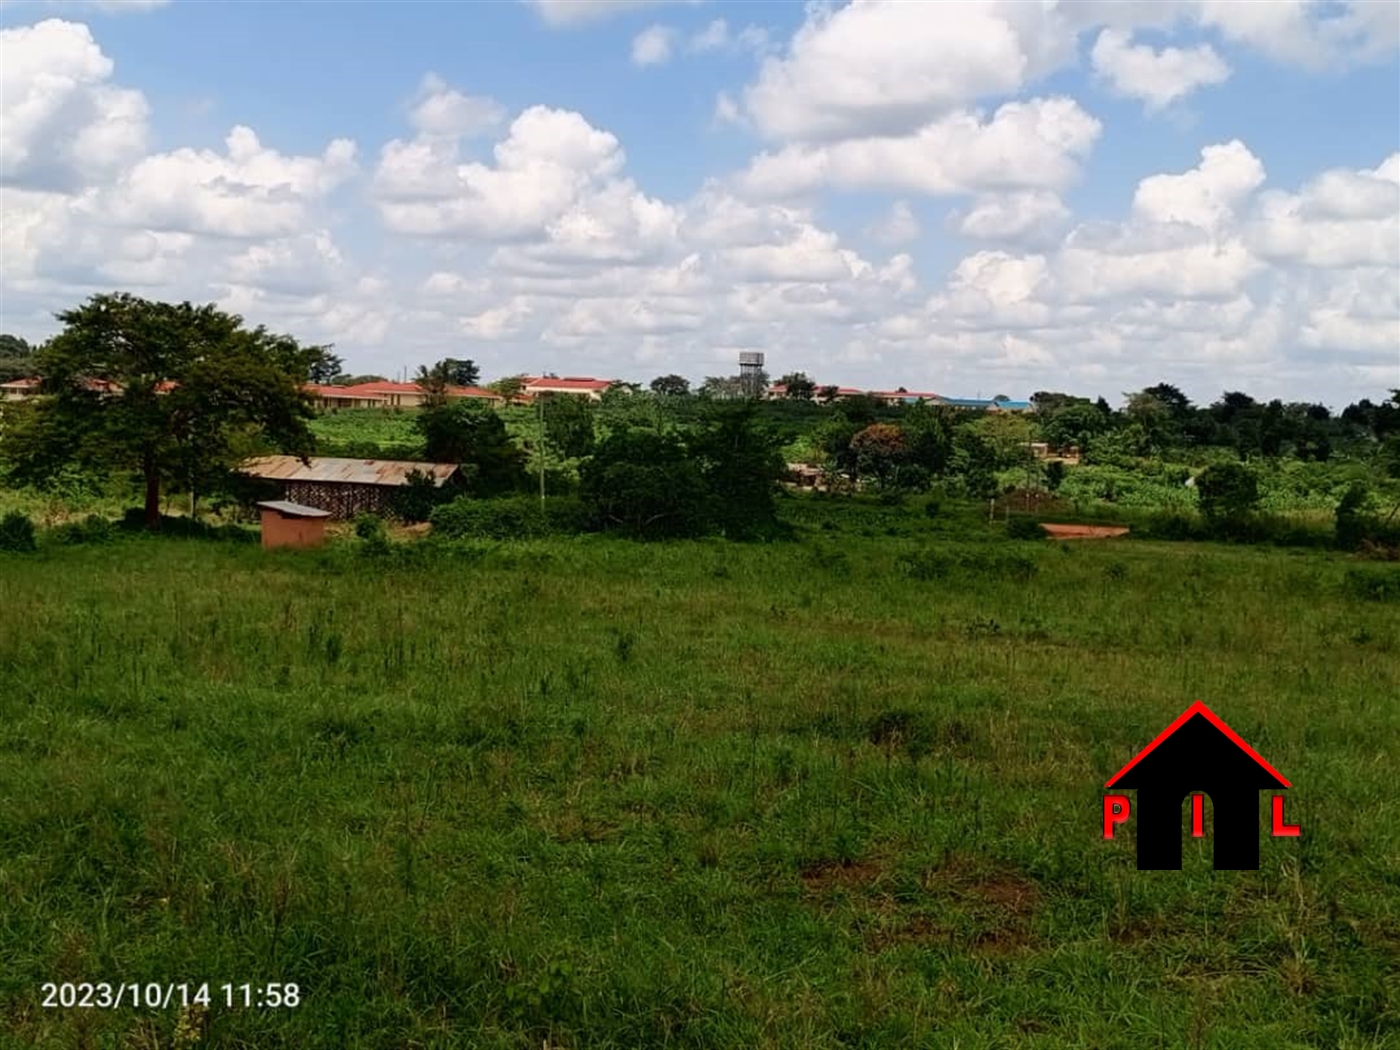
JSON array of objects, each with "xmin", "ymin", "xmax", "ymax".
[{"xmin": 1, "ymin": 511, "xmax": 1398, "ymax": 1048}]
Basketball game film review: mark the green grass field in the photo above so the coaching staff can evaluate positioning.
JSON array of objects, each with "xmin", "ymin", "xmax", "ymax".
[{"xmin": 2, "ymin": 501, "xmax": 1398, "ymax": 1048}]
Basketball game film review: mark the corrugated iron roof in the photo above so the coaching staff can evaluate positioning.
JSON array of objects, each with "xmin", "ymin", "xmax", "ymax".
[
  {"xmin": 240, "ymin": 455, "xmax": 460, "ymax": 487},
  {"xmin": 257, "ymin": 500, "xmax": 332, "ymax": 518}
]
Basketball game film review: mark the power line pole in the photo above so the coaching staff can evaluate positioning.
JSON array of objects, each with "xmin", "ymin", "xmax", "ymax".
[{"xmin": 537, "ymin": 395, "xmax": 546, "ymax": 510}]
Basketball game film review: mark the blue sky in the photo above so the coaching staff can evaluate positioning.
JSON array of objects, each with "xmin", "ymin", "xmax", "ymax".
[{"xmin": 2, "ymin": 0, "xmax": 1397, "ymax": 407}]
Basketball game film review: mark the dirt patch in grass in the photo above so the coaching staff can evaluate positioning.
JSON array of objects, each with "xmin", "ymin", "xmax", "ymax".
[
  {"xmin": 800, "ymin": 858, "xmax": 887, "ymax": 893},
  {"xmin": 838, "ymin": 858, "xmax": 1045, "ymax": 956},
  {"xmin": 1040, "ymin": 523, "xmax": 1130, "ymax": 540}
]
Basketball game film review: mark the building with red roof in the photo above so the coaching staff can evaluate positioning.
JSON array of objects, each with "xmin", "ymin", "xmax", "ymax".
[{"xmin": 521, "ymin": 376, "xmax": 617, "ymax": 401}]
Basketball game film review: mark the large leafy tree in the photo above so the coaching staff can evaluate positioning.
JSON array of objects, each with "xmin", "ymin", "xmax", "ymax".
[
  {"xmin": 414, "ymin": 399, "xmax": 527, "ymax": 495},
  {"xmin": 539, "ymin": 392, "xmax": 596, "ymax": 460},
  {"xmin": 779, "ymin": 372, "xmax": 816, "ymax": 400},
  {"xmin": 579, "ymin": 428, "xmax": 709, "ymax": 539},
  {"xmin": 850, "ymin": 423, "xmax": 911, "ymax": 487},
  {"xmin": 0, "ymin": 333, "xmax": 36, "ymax": 382},
  {"xmin": 305, "ymin": 346, "xmax": 344, "ymax": 385},
  {"xmin": 650, "ymin": 374, "xmax": 691, "ymax": 397},
  {"xmin": 3, "ymin": 293, "xmax": 315, "ymax": 529},
  {"xmin": 688, "ymin": 404, "xmax": 786, "ymax": 538}
]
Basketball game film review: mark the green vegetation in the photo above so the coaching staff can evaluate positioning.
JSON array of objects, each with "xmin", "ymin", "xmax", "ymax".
[
  {"xmin": 3, "ymin": 297, "xmax": 1400, "ymax": 1046},
  {"xmin": 2, "ymin": 497, "xmax": 1398, "ymax": 1048},
  {"xmin": 1, "ymin": 294, "xmax": 320, "ymax": 528}
]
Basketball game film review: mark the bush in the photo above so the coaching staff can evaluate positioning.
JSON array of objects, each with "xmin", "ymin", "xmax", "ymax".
[
  {"xmin": 117, "ymin": 508, "xmax": 256, "ymax": 542},
  {"xmin": 390, "ymin": 470, "xmax": 452, "ymax": 524},
  {"xmin": 1196, "ymin": 462, "xmax": 1260, "ymax": 523},
  {"xmin": 430, "ymin": 495, "xmax": 587, "ymax": 540},
  {"xmin": 1006, "ymin": 515, "xmax": 1045, "ymax": 541},
  {"xmin": 50, "ymin": 514, "xmax": 115, "ymax": 546},
  {"xmin": 1139, "ymin": 511, "xmax": 1206, "ymax": 541},
  {"xmin": 0, "ymin": 511, "xmax": 37, "ymax": 553},
  {"xmin": 353, "ymin": 513, "xmax": 390, "ymax": 555},
  {"xmin": 1335, "ymin": 483, "xmax": 1371, "ymax": 551}
]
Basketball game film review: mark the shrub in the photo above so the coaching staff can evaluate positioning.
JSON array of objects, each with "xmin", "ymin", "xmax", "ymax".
[
  {"xmin": 1196, "ymin": 462, "xmax": 1260, "ymax": 523},
  {"xmin": 1139, "ymin": 512, "xmax": 1205, "ymax": 541},
  {"xmin": 50, "ymin": 514, "xmax": 115, "ymax": 546},
  {"xmin": 353, "ymin": 514, "xmax": 390, "ymax": 555},
  {"xmin": 0, "ymin": 511, "xmax": 37, "ymax": 553},
  {"xmin": 389, "ymin": 469, "xmax": 452, "ymax": 524},
  {"xmin": 1335, "ymin": 483, "xmax": 1371, "ymax": 551},
  {"xmin": 430, "ymin": 495, "xmax": 587, "ymax": 540},
  {"xmin": 1006, "ymin": 515, "xmax": 1045, "ymax": 541}
]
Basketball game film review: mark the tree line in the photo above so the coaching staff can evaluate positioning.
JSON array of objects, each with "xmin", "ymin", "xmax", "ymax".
[{"xmin": 2, "ymin": 294, "xmax": 1396, "ymax": 542}]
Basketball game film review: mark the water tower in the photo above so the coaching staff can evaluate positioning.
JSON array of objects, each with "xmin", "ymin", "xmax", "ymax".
[{"xmin": 738, "ymin": 351, "xmax": 765, "ymax": 399}]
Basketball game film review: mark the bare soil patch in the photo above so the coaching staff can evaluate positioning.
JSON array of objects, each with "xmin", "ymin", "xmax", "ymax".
[{"xmin": 1040, "ymin": 523, "xmax": 1130, "ymax": 540}]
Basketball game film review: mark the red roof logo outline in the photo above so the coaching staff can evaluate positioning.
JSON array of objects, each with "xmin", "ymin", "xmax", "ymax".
[{"xmin": 1104, "ymin": 701, "xmax": 1291, "ymax": 789}]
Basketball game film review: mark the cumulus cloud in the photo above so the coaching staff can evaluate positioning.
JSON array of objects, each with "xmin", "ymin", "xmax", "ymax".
[
  {"xmin": 3, "ymin": 14, "xmax": 1396, "ymax": 406},
  {"xmin": 630, "ymin": 24, "xmax": 674, "ymax": 66},
  {"xmin": 96, "ymin": 126, "xmax": 358, "ymax": 238},
  {"xmin": 373, "ymin": 102, "xmax": 636, "ymax": 240},
  {"xmin": 737, "ymin": 97, "xmax": 1102, "ymax": 198},
  {"xmin": 741, "ymin": 1, "xmax": 1074, "ymax": 143},
  {"xmin": 408, "ymin": 74, "xmax": 504, "ymax": 137},
  {"xmin": 0, "ymin": 18, "xmax": 150, "ymax": 191},
  {"xmin": 899, "ymin": 143, "xmax": 1400, "ymax": 395},
  {"xmin": 1133, "ymin": 139, "xmax": 1267, "ymax": 231},
  {"xmin": 1246, "ymin": 152, "xmax": 1400, "ymax": 268},
  {"xmin": 1090, "ymin": 28, "xmax": 1231, "ymax": 110},
  {"xmin": 951, "ymin": 190, "xmax": 1071, "ymax": 245},
  {"xmin": 737, "ymin": 0, "xmax": 1398, "ymax": 145}
]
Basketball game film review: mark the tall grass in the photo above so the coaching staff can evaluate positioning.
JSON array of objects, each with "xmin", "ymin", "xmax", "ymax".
[{"xmin": 1, "ymin": 514, "xmax": 1397, "ymax": 1048}]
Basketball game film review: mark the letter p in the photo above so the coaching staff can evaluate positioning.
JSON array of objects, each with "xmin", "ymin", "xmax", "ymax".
[{"xmin": 1103, "ymin": 794, "xmax": 1131, "ymax": 839}]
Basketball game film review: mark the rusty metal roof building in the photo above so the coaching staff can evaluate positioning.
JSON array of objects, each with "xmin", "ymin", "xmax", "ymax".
[{"xmin": 240, "ymin": 455, "xmax": 460, "ymax": 487}]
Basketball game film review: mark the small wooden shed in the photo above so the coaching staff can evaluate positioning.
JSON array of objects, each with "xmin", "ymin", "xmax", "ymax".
[{"xmin": 257, "ymin": 500, "xmax": 331, "ymax": 549}]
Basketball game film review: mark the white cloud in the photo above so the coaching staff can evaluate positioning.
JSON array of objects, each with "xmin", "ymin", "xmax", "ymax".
[
  {"xmin": 1090, "ymin": 28, "xmax": 1230, "ymax": 110},
  {"xmin": 0, "ymin": 18, "xmax": 150, "ymax": 191},
  {"xmin": 689, "ymin": 18, "xmax": 769, "ymax": 55},
  {"xmin": 523, "ymin": 0, "xmax": 699, "ymax": 28},
  {"xmin": 737, "ymin": 0, "xmax": 1398, "ymax": 149},
  {"xmin": 742, "ymin": 1, "xmax": 1073, "ymax": 143},
  {"xmin": 631, "ymin": 24, "xmax": 675, "ymax": 66},
  {"xmin": 868, "ymin": 200, "xmax": 921, "ymax": 245},
  {"xmin": 225, "ymin": 231, "xmax": 349, "ymax": 298},
  {"xmin": 1197, "ymin": 0, "xmax": 1399, "ymax": 71},
  {"xmin": 1133, "ymin": 139, "xmax": 1267, "ymax": 231},
  {"xmin": 97, "ymin": 125, "xmax": 358, "ymax": 238},
  {"xmin": 3, "ymin": 14, "xmax": 1395, "ymax": 406},
  {"xmin": 408, "ymin": 74, "xmax": 504, "ymax": 138},
  {"xmin": 1247, "ymin": 153, "xmax": 1400, "ymax": 268},
  {"xmin": 737, "ymin": 97, "xmax": 1101, "ymax": 199},
  {"xmin": 373, "ymin": 103, "xmax": 631, "ymax": 240},
  {"xmin": 951, "ymin": 190, "xmax": 1071, "ymax": 245}
]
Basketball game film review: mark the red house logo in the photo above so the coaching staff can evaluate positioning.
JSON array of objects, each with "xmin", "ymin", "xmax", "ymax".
[{"xmin": 1103, "ymin": 702, "xmax": 1300, "ymax": 870}]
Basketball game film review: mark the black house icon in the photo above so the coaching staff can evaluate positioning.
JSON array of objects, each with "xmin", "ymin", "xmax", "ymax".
[{"xmin": 1106, "ymin": 702, "xmax": 1291, "ymax": 870}]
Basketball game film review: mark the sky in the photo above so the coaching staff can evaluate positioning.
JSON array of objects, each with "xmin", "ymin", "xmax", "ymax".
[{"xmin": 1, "ymin": 0, "xmax": 1398, "ymax": 409}]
